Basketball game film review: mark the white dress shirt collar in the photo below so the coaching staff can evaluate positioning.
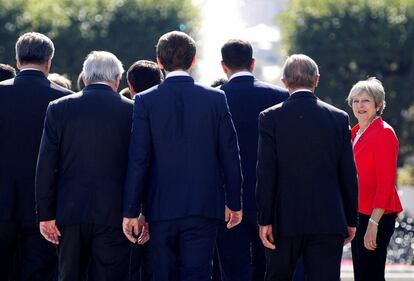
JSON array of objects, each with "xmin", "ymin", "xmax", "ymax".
[
  {"xmin": 229, "ymin": 71, "xmax": 254, "ymax": 81},
  {"xmin": 290, "ymin": 88, "xmax": 313, "ymax": 95},
  {"xmin": 166, "ymin": 70, "xmax": 190, "ymax": 79}
]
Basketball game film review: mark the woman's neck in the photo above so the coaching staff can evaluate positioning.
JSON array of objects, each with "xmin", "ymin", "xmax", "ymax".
[{"xmin": 359, "ymin": 116, "xmax": 378, "ymax": 131}]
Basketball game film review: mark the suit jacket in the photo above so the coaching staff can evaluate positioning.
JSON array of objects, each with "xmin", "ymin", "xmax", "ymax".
[
  {"xmin": 351, "ymin": 117, "xmax": 402, "ymax": 215},
  {"xmin": 35, "ymin": 84, "xmax": 133, "ymax": 227},
  {"xmin": 256, "ymin": 91, "xmax": 358, "ymax": 237},
  {"xmin": 0, "ymin": 70, "xmax": 72, "ymax": 222},
  {"xmin": 123, "ymin": 75, "xmax": 242, "ymax": 222},
  {"xmin": 221, "ymin": 75, "xmax": 288, "ymax": 216}
]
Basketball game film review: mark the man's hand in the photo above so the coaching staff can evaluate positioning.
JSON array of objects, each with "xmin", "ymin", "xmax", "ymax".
[
  {"xmin": 137, "ymin": 214, "xmax": 149, "ymax": 245},
  {"xmin": 344, "ymin": 226, "xmax": 356, "ymax": 245},
  {"xmin": 259, "ymin": 224, "xmax": 275, "ymax": 250},
  {"xmin": 123, "ymin": 213, "xmax": 146, "ymax": 244},
  {"xmin": 364, "ymin": 224, "xmax": 378, "ymax": 250},
  {"xmin": 225, "ymin": 205, "xmax": 242, "ymax": 229},
  {"xmin": 39, "ymin": 220, "xmax": 61, "ymax": 245}
]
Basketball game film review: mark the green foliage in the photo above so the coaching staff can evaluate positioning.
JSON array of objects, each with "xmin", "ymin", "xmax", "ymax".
[
  {"xmin": 398, "ymin": 165, "xmax": 414, "ymax": 186},
  {"xmin": 0, "ymin": 0, "xmax": 198, "ymax": 87},
  {"xmin": 279, "ymin": 0, "xmax": 414, "ymax": 164}
]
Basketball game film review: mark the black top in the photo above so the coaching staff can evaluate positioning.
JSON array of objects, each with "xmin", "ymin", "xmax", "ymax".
[
  {"xmin": 35, "ymin": 84, "xmax": 133, "ymax": 227},
  {"xmin": 256, "ymin": 91, "xmax": 358, "ymax": 236},
  {"xmin": 0, "ymin": 70, "xmax": 72, "ymax": 222}
]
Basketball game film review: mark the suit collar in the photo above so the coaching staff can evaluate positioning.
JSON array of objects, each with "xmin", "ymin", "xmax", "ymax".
[
  {"xmin": 16, "ymin": 69, "xmax": 46, "ymax": 78},
  {"xmin": 227, "ymin": 75, "xmax": 255, "ymax": 83},
  {"xmin": 82, "ymin": 83, "xmax": 117, "ymax": 94},
  {"xmin": 164, "ymin": 76, "xmax": 194, "ymax": 83},
  {"xmin": 287, "ymin": 91, "xmax": 316, "ymax": 100},
  {"xmin": 229, "ymin": 71, "xmax": 254, "ymax": 81}
]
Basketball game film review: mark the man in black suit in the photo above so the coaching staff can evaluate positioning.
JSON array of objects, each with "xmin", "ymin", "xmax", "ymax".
[
  {"xmin": 216, "ymin": 39, "xmax": 288, "ymax": 281},
  {"xmin": 122, "ymin": 31, "xmax": 243, "ymax": 281},
  {"xmin": 35, "ymin": 51, "xmax": 134, "ymax": 281},
  {"xmin": 256, "ymin": 54, "xmax": 358, "ymax": 281},
  {"xmin": 0, "ymin": 32, "xmax": 72, "ymax": 281}
]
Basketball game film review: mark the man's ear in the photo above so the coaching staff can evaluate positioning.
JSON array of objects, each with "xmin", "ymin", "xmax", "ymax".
[
  {"xmin": 281, "ymin": 78, "xmax": 289, "ymax": 89},
  {"xmin": 314, "ymin": 74, "xmax": 320, "ymax": 88},
  {"xmin": 156, "ymin": 57, "xmax": 164, "ymax": 70},
  {"xmin": 221, "ymin": 61, "xmax": 229, "ymax": 75},
  {"xmin": 44, "ymin": 58, "xmax": 52, "ymax": 76},
  {"xmin": 127, "ymin": 80, "xmax": 135, "ymax": 94},
  {"xmin": 190, "ymin": 56, "xmax": 196, "ymax": 68},
  {"xmin": 16, "ymin": 59, "xmax": 21, "ymax": 70},
  {"xmin": 249, "ymin": 58, "xmax": 256, "ymax": 72}
]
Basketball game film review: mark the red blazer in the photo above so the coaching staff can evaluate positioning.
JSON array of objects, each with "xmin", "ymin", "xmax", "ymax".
[{"xmin": 352, "ymin": 117, "xmax": 403, "ymax": 215}]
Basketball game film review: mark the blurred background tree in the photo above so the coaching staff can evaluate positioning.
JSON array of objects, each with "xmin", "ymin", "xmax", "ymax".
[
  {"xmin": 0, "ymin": 0, "xmax": 198, "ymax": 86},
  {"xmin": 279, "ymin": 0, "xmax": 414, "ymax": 166}
]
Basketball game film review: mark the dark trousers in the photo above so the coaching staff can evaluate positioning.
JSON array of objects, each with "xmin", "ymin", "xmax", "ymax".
[
  {"xmin": 58, "ymin": 224, "xmax": 130, "ymax": 281},
  {"xmin": 0, "ymin": 220, "xmax": 57, "ymax": 281},
  {"xmin": 351, "ymin": 213, "xmax": 396, "ymax": 281},
  {"xmin": 149, "ymin": 216, "xmax": 219, "ymax": 281},
  {"xmin": 130, "ymin": 243, "xmax": 152, "ymax": 281},
  {"xmin": 215, "ymin": 214, "xmax": 265, "ymax": 281},
  {"xmin": 264, "ymin": 234, "xmax": 344, "ymax": 281}
]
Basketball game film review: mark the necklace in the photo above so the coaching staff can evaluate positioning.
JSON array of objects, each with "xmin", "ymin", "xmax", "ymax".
[{"xmin": 356, "ymin": 116, "xmax": 379, "ymax": 137}]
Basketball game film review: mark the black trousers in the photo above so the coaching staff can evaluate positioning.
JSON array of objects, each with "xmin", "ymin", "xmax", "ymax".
[
  {"xmin": 351, "ymin": 213, "xmax": 396, "ymax": 281},
  {"xmin": 264, "ymin": 234, "xmax": 344, "ymax": 281},
  {"xmin": 129, "ymin": 242, "xmax": 153, "ymax": 281},
  {"xmin": 149, "ymin": 216, "xmax": 219, "ymax": 281},
  {"xmin": 216, "ymin": 214, "xmax": 265, "ymax": 281},
  {"xmin": 0, "ymin": 220, "xmax": 57, "ymax": 281},
  {"xmin": 58, "ymin": 224, "xmax": 130, "ymax": 281}
]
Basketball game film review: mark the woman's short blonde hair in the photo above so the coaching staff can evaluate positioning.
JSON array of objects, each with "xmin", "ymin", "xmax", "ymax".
[{"xmin": 347, "ymin": 77, "xmax": 386, "ymax": 115}]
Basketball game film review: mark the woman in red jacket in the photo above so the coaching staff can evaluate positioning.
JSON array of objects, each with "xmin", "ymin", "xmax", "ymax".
[{"xmin": 347, "ymin": 77, "xmax": 403, "ymax": 281}]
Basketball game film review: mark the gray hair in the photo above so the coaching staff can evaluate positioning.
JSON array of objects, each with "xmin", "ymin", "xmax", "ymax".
[
  {"xmin": 282, "ymin": 54, "xmax": 319, "ymax": 89},
  {"xmin": 82, "ymin": 51, "xmax": 124, "ymax": 84},
  {"xmin": 347, "ymin": 77, "xmax": 386, "ymax": 115},
  {"xmin": 15, "ymin": 32, "xmax": 55, "ymax": 65}
]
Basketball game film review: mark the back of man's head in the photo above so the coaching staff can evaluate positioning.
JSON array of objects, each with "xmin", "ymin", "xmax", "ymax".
[
  {"xmin": 282, "ymin": 54, "xmax": 319, "ymax": 89},
  {"xmin": 127, "ymin": 60, "xmax": 164, "ymax": 94},
  {"xmin": 156, "ymin": 31, "xmax": 196, "ymax": 72},
  {"xmin": 82, "ymin": 51, "xmax": 124, "ymax": 85},
  {"xmin": 15, "ymin": 32, "xmax": 54, "ymax": 65},
  {"xmin": 221, "ymin": 39, "xmax": 253, "ymax": 71},
  {"xmin": 0, "ymin": 63, "xmax": 16, "ymax": 81}
]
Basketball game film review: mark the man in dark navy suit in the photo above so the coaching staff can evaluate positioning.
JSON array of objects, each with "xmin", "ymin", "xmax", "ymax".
[
  {"xmin": 126, "ymin": 60, "xmax": 164, "ymax": 281},
  {"xmin": 216, "ymin": 39, "xmax": 288, "ymax": 281},
  {"xmin": 256, "ymin": 54, "xmax": 358, "ymax": 281},
  {"xmin": 0, "ymin": 32, "xmax": 72, "ymax": 281},
  {"xmin": 35, "ymin": 51, "xmax": 134, "ymax": 281},
  {"xmin": 122, "ymin": 31, "xmax": 243, "ymax": 281}
]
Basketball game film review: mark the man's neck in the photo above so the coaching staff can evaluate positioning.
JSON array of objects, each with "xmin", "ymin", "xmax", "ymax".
[
  {"xmin": 288, "ymin": 87, "xmax": 314, "ymax": 95},
  {"xmin": 88, "ymin": 81, "xmax": 118, "ymax": 92},
  {"xmin": 19, "ymin": 64, "xmax": 47, "ymax": 75},
  {"xmin": 165, "ymin": 69, "xmax": 190, "ymax": 78},
  {"xmin": 228, "ymin": 70, "xmax": 253, "ymax": 80}
]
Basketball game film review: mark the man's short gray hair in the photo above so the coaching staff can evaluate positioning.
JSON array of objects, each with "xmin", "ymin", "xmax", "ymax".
[
  {"xmin": 15, "ymin": 32, "xmax": 55, "ymax": 65},
  {"xmin": 82, "ymin": 51, "xmax": 124, "ymax": 84},
  {"xmin": 347, "ymin": 77, "xmax": 386, "ymax": 115},
  {"xmin": 282, "ymin": 54, "xmax": 319, "ymax": 89}
]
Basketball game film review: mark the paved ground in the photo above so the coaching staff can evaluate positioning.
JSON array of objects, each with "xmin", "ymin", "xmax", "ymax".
[{"xmin": 341, "ymin": 260, "xmax": 414, "ymax": 281}]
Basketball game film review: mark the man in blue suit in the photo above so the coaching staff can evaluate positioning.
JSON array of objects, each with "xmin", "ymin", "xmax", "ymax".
[
  {"xmin": 216, "ymin": 39, "xmax": 288, "ymax": 281},
  {"xmin": 122, "ymin": 31, "xmax": 243, "ymax": 281},
  {"xmin": 35, "ymin": 51, "xmax": 133, "ymax": 281}
]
